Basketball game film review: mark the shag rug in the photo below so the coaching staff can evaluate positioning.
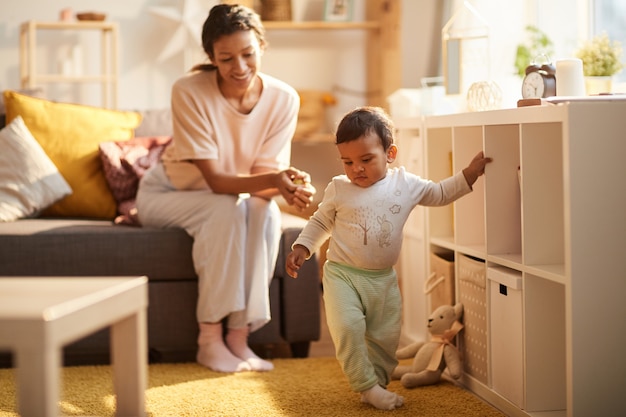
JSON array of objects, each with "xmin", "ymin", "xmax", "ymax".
[{"xmin": 0, "ymin": 357, "xmax": 504, "ymax": 416}]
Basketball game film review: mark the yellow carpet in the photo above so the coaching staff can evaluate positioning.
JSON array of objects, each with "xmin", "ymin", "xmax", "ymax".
[{"xmin": 0, "ymin": 357, "xmax": 504, "ymax": 416}]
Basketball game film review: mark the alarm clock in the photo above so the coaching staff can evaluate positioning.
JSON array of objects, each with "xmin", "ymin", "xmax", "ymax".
[{"xmin": 521, "ymin": 63, "xmax": 556, "ymax": 99}]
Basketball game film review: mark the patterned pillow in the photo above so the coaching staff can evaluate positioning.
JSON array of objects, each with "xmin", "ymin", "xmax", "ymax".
[
  {"xmin": 0, "ymin": 116, "xmax": 72, "ymax": 221},
  {"xmin": 99, "ymin": 136, "xmax": 171, "ymax": 225}
]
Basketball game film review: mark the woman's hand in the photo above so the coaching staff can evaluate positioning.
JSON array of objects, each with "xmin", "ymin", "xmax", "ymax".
[{"xmin": 277, "ymin": 168, "xmax": 316, "ymax": 211}]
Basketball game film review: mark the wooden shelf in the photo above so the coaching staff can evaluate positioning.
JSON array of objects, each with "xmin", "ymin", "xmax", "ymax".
[
  {"xmin": 263, "ymin": 0, "xmax": 400, "ymax": 110},
  {"xmin": 19, "ymin": 20, "xmax": 118, "ymax": 109},
  {"xmin": 264, "ymin": 21, "xmax": 380, "ymax": 30},
  {"xmin": 28, "ymin": 75, "xmax": 116, "ymax": 83},
  {"xmin": 21, "ymin": 21, "xmax": 117, "ymax": 31}
]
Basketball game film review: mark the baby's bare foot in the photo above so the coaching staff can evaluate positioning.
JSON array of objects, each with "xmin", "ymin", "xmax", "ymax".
[{"xmin": 361, "ymin": 385, "xmax": 404, "ymax": 410}]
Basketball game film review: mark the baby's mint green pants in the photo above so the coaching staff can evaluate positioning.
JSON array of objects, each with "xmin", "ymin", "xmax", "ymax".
[{"xmin": 323, "ymin": 261, "xmax": 402, "ymax": 392}]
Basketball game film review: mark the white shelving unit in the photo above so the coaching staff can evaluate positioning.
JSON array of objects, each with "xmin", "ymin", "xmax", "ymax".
[
  {"xmin": 392, "ymin": 116, "xmax": 427, "ymax": 343},
  {"xmin": 19, "ymin": 20, "xmax": 118, "ymax": 109},
  {"xmin": 413, "ymin": 100, "xmax": 626, "ymax": 417}
]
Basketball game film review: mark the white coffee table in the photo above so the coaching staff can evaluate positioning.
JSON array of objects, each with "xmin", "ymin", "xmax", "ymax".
[{"xmin": 0, "ymin": 276, "xmax": 148, "ymax": 417}]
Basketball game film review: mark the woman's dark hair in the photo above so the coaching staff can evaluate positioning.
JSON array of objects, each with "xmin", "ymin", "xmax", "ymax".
[
  {"xmin": 191, "ymin": 4, "xmax": 267, "ymax": 72},
  {"xmin": 335, "ymin": 106, "xmax": 395, "ymax": 150}
]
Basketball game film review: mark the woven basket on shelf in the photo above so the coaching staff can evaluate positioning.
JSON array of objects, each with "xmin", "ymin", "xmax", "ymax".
[{"xmin": 260, "ymin": 0, "xmax": 292, "ymax": 21}]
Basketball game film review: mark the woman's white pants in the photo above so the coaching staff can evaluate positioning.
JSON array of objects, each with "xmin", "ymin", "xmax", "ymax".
[{"xmin": 136, "ymin": 163, "xmax": 281, "ymax": 332}]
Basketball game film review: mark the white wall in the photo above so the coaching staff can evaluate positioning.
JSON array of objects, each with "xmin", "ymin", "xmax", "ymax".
[
  {"xmin": 400, "ymin": 0, "xmax": 587, "ymax": 109},
  {"xmin": 0, "ymin": 0, "xmax": 369, "ymax": 113},
  {"xmin": 1, "ymin": 0, "xmax": 190, "ymax": 110},
  {"xmin": 0, "ymin": 0, "xmax": 592, "ymax": 113}
]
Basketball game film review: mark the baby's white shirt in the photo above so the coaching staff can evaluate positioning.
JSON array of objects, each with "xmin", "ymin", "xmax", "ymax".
[{"xmin": 294, "ymin": 167, "xmax": 471, "ymax": 270}]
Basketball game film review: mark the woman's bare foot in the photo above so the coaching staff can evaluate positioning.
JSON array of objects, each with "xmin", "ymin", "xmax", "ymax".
[
  {"xmin": 226, "ymin": 327, "xmax": 274, "ymax": 371},
  {"xmin": 197, "ymin": 322, "xmax": 251, "ymax": 373}
]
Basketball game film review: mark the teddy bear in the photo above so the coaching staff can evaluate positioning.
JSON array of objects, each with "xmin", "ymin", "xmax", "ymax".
[{"xmin": 391, "ymin": 302, "xmax": 464, "ymax": 388}]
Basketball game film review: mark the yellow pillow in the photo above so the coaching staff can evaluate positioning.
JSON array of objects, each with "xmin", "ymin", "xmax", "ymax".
[{"xmin": 3, "ymin": 91, "xmax": 142, "ymax": 219}]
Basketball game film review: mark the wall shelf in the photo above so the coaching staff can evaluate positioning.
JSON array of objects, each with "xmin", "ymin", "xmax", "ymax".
[
  {"xmin": 263, "ymin": 0, "xmax": 401, "ymax": 110},
  {"xmin": 19, "ymin": 20, "xmax": 118, "ymax": 109},
  {"xmin": 264, "ymin": 21, "xmax": 380, "ymax": 30}
]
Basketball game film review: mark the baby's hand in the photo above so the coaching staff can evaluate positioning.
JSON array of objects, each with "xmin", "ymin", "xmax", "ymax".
[
  {"xmin": 286, "ymin": 245, "xmax": 310, "ymax": 278},
  {"xmin": 462, "ymin": 151, "xmax": 492, "ymax": 187}
]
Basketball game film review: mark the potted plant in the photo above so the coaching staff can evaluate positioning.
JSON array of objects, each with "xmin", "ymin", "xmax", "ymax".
[
  {"xmin": 575, "ymin": 32, "xmax": 623, "ymax": 94},
  {"xmin": 514, "ymin": 25, "xmax": 554, "ymax": 78}
]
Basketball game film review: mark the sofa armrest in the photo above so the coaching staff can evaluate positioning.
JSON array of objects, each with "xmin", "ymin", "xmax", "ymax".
[{"xmin": 274, "ymin": 226, "xmax": 321, "ymax": 345}]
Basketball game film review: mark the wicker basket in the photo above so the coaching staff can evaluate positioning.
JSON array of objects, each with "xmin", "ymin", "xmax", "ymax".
[
  {"xmin": 457, "ymin": 254, "xmax": 488, "ymax": 385},
  {"xmin": 425, "ymin": 252, "xmax": 455, "ymax": 312},
  {"xmin": 260, "ymin": 0, "xmax": 292, "ymax": 21}
]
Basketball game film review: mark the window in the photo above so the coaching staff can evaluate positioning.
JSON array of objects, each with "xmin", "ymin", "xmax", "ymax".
[{"xmin": 592, "ymin": 0, "xmax": 626, "ymax": 83}]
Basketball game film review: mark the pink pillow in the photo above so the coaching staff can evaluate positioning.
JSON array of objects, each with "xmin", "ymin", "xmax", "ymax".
[{"xmin": 99, "ymin": 136, "xmax": 171, "ymax": 225}]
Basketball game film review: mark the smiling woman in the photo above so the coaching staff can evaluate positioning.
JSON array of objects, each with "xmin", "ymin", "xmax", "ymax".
[{"xmin": 136, "ymin": 3, "xmax": 316, "ymax": 375}]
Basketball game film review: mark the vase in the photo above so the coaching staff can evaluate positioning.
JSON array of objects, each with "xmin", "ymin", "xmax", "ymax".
[{"xmin": 584, "ymin": 76, "xmax": 613, "ymax": 95}]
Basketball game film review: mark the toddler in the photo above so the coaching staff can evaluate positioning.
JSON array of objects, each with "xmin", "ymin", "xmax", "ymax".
[{"xmin": 286, "ymin": 106, "xmax": 491, "ymax": 410}]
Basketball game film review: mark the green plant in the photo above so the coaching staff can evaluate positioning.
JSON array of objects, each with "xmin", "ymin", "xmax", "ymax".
[
  {"xmin": 514, "ymin": 25, "xmax": 554, "ymax": 77},
  {"xmin": 575, "ymin": 32, "xmax": 624, "ymax": 76}
]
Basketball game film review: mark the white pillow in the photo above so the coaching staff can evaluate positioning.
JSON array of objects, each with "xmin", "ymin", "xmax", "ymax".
[{"xmin": 0, "ymin": 116, "xmax": 72, "ymax": 221}]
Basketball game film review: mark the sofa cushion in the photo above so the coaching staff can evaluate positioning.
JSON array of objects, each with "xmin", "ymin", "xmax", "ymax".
[
  {"xmin": 0, "ymin": 219, "xmax": 195, "ymax": 281},
  {"xmin": 99, "ymin": 136, "xmax": 171, "ymax": 225},
  {"xmin": 3, "ymin": 90, "xmax": 142, "ymax": 219},
  {"xmin": 0, "ymin": 87, "xmax": 45, "ymax": 118},
  {"xmin": 0, "ymin": 116, "xmax": 71, "ymax": 221},
  {"xmin": 0, "ymin": 212, "xmax": 308, "ymax": 281},
  {"xmin": 135, "ymin": 108, "xmax": 173, "ymax": 137}
]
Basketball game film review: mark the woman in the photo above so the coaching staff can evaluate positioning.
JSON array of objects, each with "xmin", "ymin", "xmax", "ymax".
[{"xmin": 137, "ymin": 4, "xmax": 315, "ymax": 373}]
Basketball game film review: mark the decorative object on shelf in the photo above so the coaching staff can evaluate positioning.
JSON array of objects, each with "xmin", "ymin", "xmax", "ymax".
[
  {"xmin": 76, "ymin": 12, "xmax": 106, "ymax": 21},
  {"xmin": 467, "ymin": 80, "xmax": 502, "ymax": 111},
  {"xmin": 516, "ymin": 98, "xmax": 542, "ymax": 107},
  {"xmin": 521, "ymin": 57, "xmax": 556, "ymax": 99},
  {"xmin": 60, "ymin": 8, "xmax": 72, "ymax": 22},
  {"xmin": 149, "ymin": 0, "xmax": 216, "ymax": 68},
  {"xmin": 293, "ymin": 90, "xmax": 336, "ymax": 141},
  {"xmin": 324, "ymin": 0, "xmax": 354, "ymax": 22},
  {"xmin": 392, "ymin": 303, "xmax": 464, "ymax": 388},
  {"xmin": 387, "ymin": 88, "xmax": 422, "ymax": 119},
  {"xmin": 583, "ymin": 76, "xmax": 614, "ymax": 96},
  {"xmin": 575, "ymin": 32, "xmax": 624, "ymax": 95},
  {"xmin": 260, "ymin": 0, "xmax": 292, "ymax": 21},
  {"xmin": 514, "ymin": 25, "xmax": 554, "ymax": 78},
  {"xmin": 442, "ymin": 0, "xmax": 490, "ymax": 96},
  {"xmin": 555, "ymin": 58, "xmax": 585, "ymax": 96}
]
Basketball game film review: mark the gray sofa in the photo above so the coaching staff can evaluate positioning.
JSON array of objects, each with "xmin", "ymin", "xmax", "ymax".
[{"xmin": 0, "ymin": 109, "xmax": 321, "ymax": 366}]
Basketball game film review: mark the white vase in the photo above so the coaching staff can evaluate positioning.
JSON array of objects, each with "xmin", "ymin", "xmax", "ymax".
[{"xmin": 584, "ymin": 76, "xmax": 613, "ymax": 95}]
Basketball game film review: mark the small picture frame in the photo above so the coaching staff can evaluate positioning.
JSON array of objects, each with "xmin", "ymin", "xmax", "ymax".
[{"xmin": 324, "ymin": 0, "xmax": 353, "ymax": 22}]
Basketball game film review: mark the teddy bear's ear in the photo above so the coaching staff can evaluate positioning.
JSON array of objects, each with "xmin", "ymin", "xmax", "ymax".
[{"xmin": 454, "ymin": 303, "xmax": 464, "ymax": 319}]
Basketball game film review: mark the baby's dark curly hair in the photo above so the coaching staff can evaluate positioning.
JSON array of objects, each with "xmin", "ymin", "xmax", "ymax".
[{"xmin": 335, "ymin": 106, "xmax": 395, "ymax": 151}]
